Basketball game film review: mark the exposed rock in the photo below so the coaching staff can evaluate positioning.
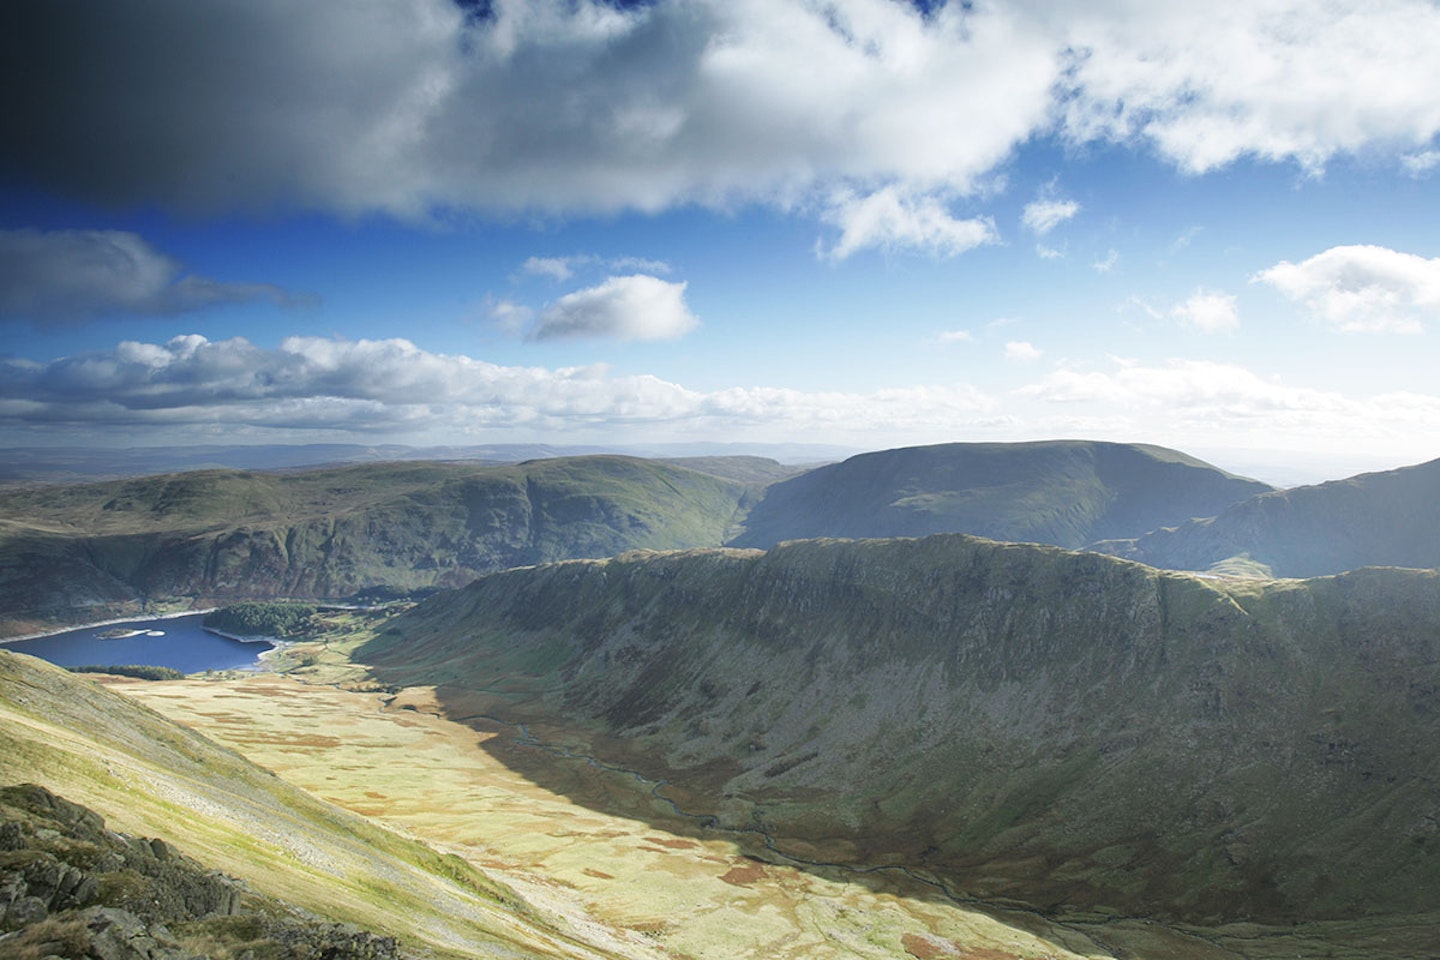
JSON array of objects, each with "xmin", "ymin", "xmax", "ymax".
[{"xmin": 0, "ymin": 784, "xmax": 406, "ymax": 959}]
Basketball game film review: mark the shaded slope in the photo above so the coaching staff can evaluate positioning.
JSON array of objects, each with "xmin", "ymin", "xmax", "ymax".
[
  {"xmin": 362, "ymin": 536, "xmax": 1440, "ymax": 929},
  {"xmin": 0, "ymin": 649, "xmax": 662, "ymax": 959},
  {"xmin": 0, "ymin": 455, "xmax": 750, "ymax": 635},
  {"xmin": 731, "ymin": 440, "xmax": 1271, "ymax": 549},
  {"xmin": 1100, "ymin": 455, "xmax": 1440, "ymax": 577}
]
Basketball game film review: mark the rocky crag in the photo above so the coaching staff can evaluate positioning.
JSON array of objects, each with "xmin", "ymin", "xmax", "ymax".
[
  {"xmin": 0, "ymin": 783, "xmax": 399, "ymax": 960},
  {"xmin": 363, "ymin": 534, "xmax": 1440, "ymax": 932}
]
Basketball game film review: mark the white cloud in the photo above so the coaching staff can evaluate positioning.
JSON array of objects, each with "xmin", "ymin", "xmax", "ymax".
[
  {"xmin": 1022, "ymin": 198, "xmax": 1080, "ymax": 235},
  {"xmin": 822, "ymin": 187, "xmax": 997, "ymax": 260},
  {"xmin": 939, "ymin": 329, "xmax": 974, "ymax": 343},
  {"xmin": 529, "ymin": 275, "xmax": 699, "ymax": 341},
  {"xmin": 1056, "ymin": 0, "xmax": 1440, "ymax": 174},
  {"xmin": 520, "ymin": 257, "xmax": 575, "ymax": 281},
  {"xmin": 1402, "ymin": 150, "xmax": 1440, "ymax": 176},
  {"xmin": 1005, "ymin": 340, "xmax": 1042, "ymax": 362},
  {"xmin": 1017, "ymin": 357, "xmax": 1440, "ymax": 453},
  {"xmin": 519, "ymin": 254, "xmax": 672, "ymax": 282},
  {"xmin": 1172, "ymin": 290, "xmax": 1239, "ymax": 333},
  {"xmin": 0, "ymin": 229, "xmax": 309, "ymax": 324},
  {"xmin": 0, "ymin": 334, "xmax": 996, "ymax": 444},
  {"xmin": 1092, "ymin": 249, "xmax": 1120, "ymax": 273},
  {"xmin": 1255, "ymin": 244, "xmax": 1440, "ymax": 333},
  {"xmin": 487, "ymin": 298, "xmax": 534, "ymax": 333}
]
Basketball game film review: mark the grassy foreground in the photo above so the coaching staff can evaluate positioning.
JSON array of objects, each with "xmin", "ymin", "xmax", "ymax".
[{"xmin": 0, "ymin": 647, "xmax": 671, "ymax": 960}]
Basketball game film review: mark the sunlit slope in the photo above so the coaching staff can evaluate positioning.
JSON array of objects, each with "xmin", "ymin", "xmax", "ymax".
[
  {"xmin": 0, "ymin": 454, "xmax": 751, "ymax": 634},
  {"xmin": 0, "ymin": 648, "xmax": 667, "ymax": 959},
  {"xmin": 1097, "ymin": 455, "xmax": 1440, "ymax": 577},
  {"xmin": 731, "ymin": 440, "xmax": 1271, "ymax": 549},
  {"xmin": 363, "ymin": 535, "xmax": 1440, "ymax": 927}
]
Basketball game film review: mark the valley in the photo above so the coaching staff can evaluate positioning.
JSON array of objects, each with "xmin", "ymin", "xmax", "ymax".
[{"xmin": 5, "ymin": 440, "xmax": 1440, "ymax": 958}]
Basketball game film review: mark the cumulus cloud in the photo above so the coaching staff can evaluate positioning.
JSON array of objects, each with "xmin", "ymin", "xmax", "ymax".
[
  {"xmin": 1022, "ymin": 197, "xmax": 1080, "ymax": 235},
  {"xmin": 0, "ymin": 334, "xmax": 995, "ymax": 442},
  {"xmin": 823, "ymin": 187, "xmax": 997, "ymax": 260},
  {"xmin": 0, "ymin": 229, "xmax": 309, "ymax": 324},
  {"xmin": 8, "ymin": 0, "xmax": 1431, "ymax": 241},
  {"xmin": 1005, "ymin": 340, "xmax": 1042, "ymax": 362},
  {"xmin": 1056, "ymin": 0, "xmax": 1440, "ymax": 173},
  {"xmin": 1172, "ymin": 290, "xmax": 1239, "ymax": 333},
  {"xmin": 1255, "ymin": 244, "xmax": 1440, "ymax": 333},
  {"xmin": 528, "ymin": 274, "xmax": 698, "ymax": 341}
]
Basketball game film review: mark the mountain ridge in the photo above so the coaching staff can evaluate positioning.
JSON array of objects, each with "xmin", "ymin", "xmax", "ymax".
[{"xmin": 359, "ymin": 533, "xmax": 1440, "ymax": 930}]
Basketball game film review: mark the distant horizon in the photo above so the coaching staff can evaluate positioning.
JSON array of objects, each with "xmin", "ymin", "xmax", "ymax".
[{"xmin": 0, "ymin": 435, "xmax": 1428, "ymax": 489}]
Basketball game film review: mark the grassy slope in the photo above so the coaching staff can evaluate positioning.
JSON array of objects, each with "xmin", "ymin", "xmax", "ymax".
[
  {"xmin": 359, "ymin": 536, "xmax": 1440, "ymax": 937},
  {"xmin": 0, "ymin": 455, "xmax": 751, "ymax": 634},
  {"xmin": 0, "ymin": 647, "xmax": 674, "ymax": 960},
  {"xmin": 1100, "ymin": 456, "xmax": 1440, "ymax": 577},
  {"xmin": 731, "ymin": 441, "xmax": 1271, "ymax": 550}
]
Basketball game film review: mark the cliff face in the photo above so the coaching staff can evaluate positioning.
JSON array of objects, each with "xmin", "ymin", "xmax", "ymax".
[
  {"xmin": 732, "ymin": 441, "xmax": 1272, "ymax": 549},
  {"xmin": 0, "ymin": 456, "xmax": 751, "ymax": 634},
  {"xmin": 1100, "ymin": 456, "xmax": 1440, "ymax": 577},
  {"xmin": 367, "ymin": 535, "xmax": 1440, "ymax": 924}
]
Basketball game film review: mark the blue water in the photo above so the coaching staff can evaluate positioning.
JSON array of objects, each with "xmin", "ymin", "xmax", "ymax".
[{"xmin": 4, "ymin": 613, "xmax": 274, "ymax": 673}]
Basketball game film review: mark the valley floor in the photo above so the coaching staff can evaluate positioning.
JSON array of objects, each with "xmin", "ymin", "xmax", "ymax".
[{"xmin": 110, "ymin": 670, "xmax": 1432, "ymax": 960}]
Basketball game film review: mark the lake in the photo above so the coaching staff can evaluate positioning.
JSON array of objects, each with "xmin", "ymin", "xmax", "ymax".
[{"xmin": 3, "ymin": 613, "xmax": 275, "ymax": 673}]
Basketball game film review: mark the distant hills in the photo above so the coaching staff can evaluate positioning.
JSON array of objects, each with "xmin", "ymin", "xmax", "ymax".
[
  {"xmin": 0, "ymin": 456, "xmax": 757, "ymax": 635},
  {"xmin": 1096, "ymin": 456, "xmax": 1440, "ymax": 577},
  {"xmin": 362, "ymin": 535, "xmax": 1440, "ymax": 930},
  {"xmin": 732, "ymin": 440, "xmax": 1272, "ymax": 549},
  {"xmin": 8, "ymin": 438, "xmax": 1440, "ymax": 635}
]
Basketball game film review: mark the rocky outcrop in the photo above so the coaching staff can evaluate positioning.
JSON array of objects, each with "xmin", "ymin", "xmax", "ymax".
[{"xmin": 0, "ymin": 784, "xmax": 400, "ymax": 960}]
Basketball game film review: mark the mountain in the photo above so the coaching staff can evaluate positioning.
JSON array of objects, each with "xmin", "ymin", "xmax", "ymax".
[
  {"xmin": 1099, "ymin": 455, "xmax": 1440, "ymax": 577},
  {"xmin": 731, "ymin": 440, "xmax": 1272, "ymax": 550},
  {"xmin": 0, "ymin": 648, "xmax": 647, "ymax": 958},
  {"xmin": 359, "ymin": 535, "xmax": 1440, "ymax": 934},
  {"xmin": 0, "ymin": 455, "xmax": 753, "ymax": 636}
]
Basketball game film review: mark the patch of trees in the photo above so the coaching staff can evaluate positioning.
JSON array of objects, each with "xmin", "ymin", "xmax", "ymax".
[
  {"xmin": 204, "ymin": 602, "xmax": 319, "ymax": 638},
  {"xmin": 68, "ymin": 664, "xmax": 186, "ymax": 681}
]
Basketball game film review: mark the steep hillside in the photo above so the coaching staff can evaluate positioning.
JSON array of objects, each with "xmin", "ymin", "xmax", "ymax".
[
  {"xmin": 360, "ymin": 536, "xmax": 1440, "ymax": 932},
  {"xmin": 0, "ymin": 455, "xmax": 751, "ymax": 635},
  {"xmin": 1096, "ymin": 455, "xmax": 1440, "ymax": 577},
  {"xmin": 731, "ymin": 440, "xmax": 1271, "ymax": 549},
  {"xmin": 0, "ymin": 649, "xmax": 660, "ymax": 959}
]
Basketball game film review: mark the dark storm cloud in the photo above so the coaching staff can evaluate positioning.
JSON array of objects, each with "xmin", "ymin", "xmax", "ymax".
[
  {"xmin": 3, "ymin": 1, "xmax": 1438, "ymax": 249},
  {"xmin": 0, "ymin": 229, "xmax": 313, "ymax": 325}
]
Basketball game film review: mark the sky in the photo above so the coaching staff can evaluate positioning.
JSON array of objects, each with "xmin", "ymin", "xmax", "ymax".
[{"xmin": 3, "ymin": 0, "xmax": 1440, "ymax": 483}]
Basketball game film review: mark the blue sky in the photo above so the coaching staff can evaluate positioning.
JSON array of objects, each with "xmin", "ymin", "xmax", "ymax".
[{"xmin": 3, "ymin": 0, "xmax": 1440, "ymax": 482}]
